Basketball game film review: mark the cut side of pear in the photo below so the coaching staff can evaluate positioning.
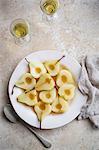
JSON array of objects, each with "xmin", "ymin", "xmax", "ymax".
[
  {"xmin": 34, "ymin": 101, "xmax": 51, "ymax": 121},
  {"xmin": 60, "ymin": 64, "xmax": 67, "ymax": 71},
  {"xmin": 52, "ymin": 96, "xmax": 69, "ymax": 113},
  {"xmin": 56, "ymin": 70, "xmax": 75, "ymax": 87},
  {"xmin": 39, "ymin": 88, "xmax": 56, "ymax": 104},
  {"xmin": 17, "ymin": 89, "xmax": 37, "ymax": 106},
  {"xmin": 58, "ymin": 84, "xmax": 75, "ymax": 101},
  {"xmin": 15, "ymin": 73, "xmax": 36, "ymax": 91},
  {"xmin": 29, "ymin": 61, "xmax": 46, "ymax": 78},
  {"xmin": 35, "ymin": 73, "xmax": 55, "ymax": 91},
  {"xmin": 44, "ymin": 60, "xmax": 60, "ymax": 76}
]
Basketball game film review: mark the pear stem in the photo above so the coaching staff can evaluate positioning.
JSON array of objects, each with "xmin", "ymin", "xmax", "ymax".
[
  {"xmin": 40, "ymin": 121, "xmax": 42, "ymax": 130},
  {"xmin": 55, "ymin": 55, "xmax": 65, "ymax": 64},
  {"xmin": 25, "ymin": 88, "xmax": 34, "ymax": 94},
  {"xmin": 25, "ymin": 58, "xmax": 30, "ymax": 64},
  {"xmin": 11, "ymin": 85, "xmax": 16, "ymax": 95},
  {"xmin": 12, "ymin": 85, "xmax": 25, "ymax": 94},
  {"xmin": 55, "ymin": 84, "xmax": 58, "ymax": 91}
]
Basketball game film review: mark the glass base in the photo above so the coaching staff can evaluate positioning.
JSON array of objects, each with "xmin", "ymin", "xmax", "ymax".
[
  {"xmin": 42, "ymin": 13, "xmax": 58, "ymax": 25},
  {"xmin": 14, "ymin": 34, "xmax": 31, "ymax": 46}
]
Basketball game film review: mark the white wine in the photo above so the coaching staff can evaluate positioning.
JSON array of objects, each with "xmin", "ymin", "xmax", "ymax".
[
  {"xmin": 10, "ymin": 19, "xmax": 30, "ymax": 44},
  {"xmin": 13, "ymin": 23, "xmax": 28, "ymax": 38},
  {"xmin": 41, "ymin": 0, "xmax": 59, "ymax": 15}
]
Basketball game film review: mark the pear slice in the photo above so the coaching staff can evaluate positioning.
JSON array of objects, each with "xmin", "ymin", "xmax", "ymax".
[
  {"xmin": 39, "ymin": 88, "xmax": 56, "ymax": 104},
  {"xmin": 44, "ymin": 60, "xmax": 60, "ymax": 76},
  {"xmin": 34, "ymin": 101, "xmax": 51, "ymax": 122},
  {"xmin": 28, "ymin": 61, "xmax": 46, "ymax": 78},
  {"xmin": 56, "ymin": 70, "xmax": 75, "ymax": 87},
  {"xmin": 58, "ymin": 84, "xmax": 75, "ymax": 101},
  {"xmin": 35, "ymin": 73, "xmax": 55, "ymax": 91},
  {"xmin": 52, "ymin": 96, "xmax": 69, "ymax": 113},
  {"xmin": 44, "ymin": 56, "xmax": 65, "ymax": 76},
  {"xmin": 17, "ymin": 89, "xmax": 37, "ymax": 106},
  {"xmin": 15, "ymin": 73, "xmax": 36, "ymax": 91}
]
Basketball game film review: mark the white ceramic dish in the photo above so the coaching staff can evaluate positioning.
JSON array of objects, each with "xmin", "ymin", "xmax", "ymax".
[{"xmin": 8, "ymin": 50, "xmax": 86, "ymax": 129}]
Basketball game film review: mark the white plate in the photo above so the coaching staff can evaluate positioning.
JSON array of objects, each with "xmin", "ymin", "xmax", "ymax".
[{"xmin": 8, "ymin": 50, "xmax": 86, "ymax": 129}]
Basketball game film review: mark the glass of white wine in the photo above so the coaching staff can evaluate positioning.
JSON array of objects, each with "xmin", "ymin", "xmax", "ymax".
[
  {"xmin": 10, "ymin": 19, "xmax": 30, "ymax": 45},
  {"xmin": 40, "ymin": 0, "xmax": 60, "ymax": 22}
]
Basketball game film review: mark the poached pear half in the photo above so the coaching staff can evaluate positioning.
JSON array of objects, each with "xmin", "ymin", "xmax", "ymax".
[
  {"xmin": 56, "ymin": 69, "xmax": 75, "ymax": 87},
  {"xmin": 17, "ymin": 89, "xmax": 38, "ymax": 106},
  {"xmin": 39, "ymin": 88, "xmax": 56, "ymax": 104},
  {"xmin": 58, "ymin": 84, "xmax": 75, "ymax": 101},
  {"xmin": 15, "ymin": 73, "xmax": 36, "ymax": 91},
  {"xmin": 52, "ymin": 96, "xmax": 69, "ymax": 113},
  {"xmin": 34, "ymin": 101, "xmax": 51, "ymax": 121},
  {"xmin": 29, "ymin": 61, "xmax": 46, "ymax": 78},
  {"xmin": 35, "ymin": 73, "xmax": 55, "ymax": 91}
]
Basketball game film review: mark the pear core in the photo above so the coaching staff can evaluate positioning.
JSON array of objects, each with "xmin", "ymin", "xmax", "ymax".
[
  {"xmin": 28, "ymin": 93, "xmax": 35, "ymax": 100},
  {"xmin": 61, "ymin": 75, "xmax": 67, "ymax": 83},
  {"xmin": 56, "ymin": 104, "xmax": 62, "ymax": 109},
  {"xmin": 45, "ymin": 78, "xmax": 51, "ymax": 84},
  {"xmin": 25, "ymin": 77, "xmax": 32, "ymax": 84},
  {"xmin": 35, "ymin": 67, "xmax": 41, "ymax": 73},
  {"xmin": 65, "ymin": 89, "xmax": 71, "ymax": 95},
  {"xmin": 46, "ymin": 93, "xmax": 51, "ymax": 99},
  {"xmin": 39, "ymin": 103, "xmax": 46, "ymax": 110},
  {"xmin": 49, "ymin": 64, "xmax": 55, "ymax": 70}
]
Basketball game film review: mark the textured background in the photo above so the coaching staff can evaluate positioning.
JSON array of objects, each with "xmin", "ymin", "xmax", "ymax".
[{"xmin": 0, "ymin": 0, "xmax": 99, "ymax": 150}]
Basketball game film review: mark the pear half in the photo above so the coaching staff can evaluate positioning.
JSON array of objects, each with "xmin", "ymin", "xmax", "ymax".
[
  {"xmin": 39, "ymin": 88, "xmax": 56, "ymax": 104},
  {"xmin": 29, "ymin": 61, "xmax": 46, "ymax": 78},
  {"xmin": 35, "ymin": 73, "xmax": 55, "ymax": 91},
  {"xmin": 56, "ymin": 70, "xmax": 75, "ymax": 87},
  {"xmin": 15, "ymin": 73, "xmax": 36, "ymax": 91},
  {"xmin": 17, "ymin": 89, "xmax": 37, "ymax": 106},
  {"xmin": 44, "ymin": 60, "xmax": 60, "ymax": 76},
  {"xmin": 58, "ymin": 84, "xmax": 75, "ymax": 100},
  {"xmin": 52, "ymin": 96, "xmax": 69, "ymax": 113},
  {"xmin": 34, "ymin": 101, "xmax": 51, "ymax": 121}
]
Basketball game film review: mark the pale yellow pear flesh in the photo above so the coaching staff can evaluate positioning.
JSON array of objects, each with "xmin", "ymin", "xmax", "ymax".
[
  {"xmin": 39, "ymin": 88, "xmax": 56, "ymax": 104},
  {"xmin": 17, "ymin": 89, "xmax": 37, "ymax": 106},
  {"xmin": 34, "ymin": 101, "xmax": 51, "ymax": 121},
  {"xmin": 59, "ymin": 64, "xmax": 67, "ymax": 71},
  {"xmin": 35, "ymin": 73, "xmax": 55, "ymax": 91},
  {"xmin": 29, "ymin": 61, "xmax": 46, "ymax": 78},
  {"xmin": 44, "ymin": 60, "xmax": 60, "ymax": 76},
  {"xmin": 52, "ymin": 96, "xmax": 69, "ymax": 113},
  {"xmin": 15, "ymin": 73, "xmax": 36, "ymax": 91},
  {"xmin": 56, "ymin": 70, "xmax": 75, "ymax": 87},
  {"xmin": 58, "ymin": 84, "xmax": 75, "ymax": 101}
]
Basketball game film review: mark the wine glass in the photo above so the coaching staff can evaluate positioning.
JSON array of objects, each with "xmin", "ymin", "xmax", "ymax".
[
  {"xmin": 10, "ymin": 18, "xmax": 30, "ymax": 45},
  {"xmin": 40, "ymin": 0, "xmax": 60, "ymax": 23}
]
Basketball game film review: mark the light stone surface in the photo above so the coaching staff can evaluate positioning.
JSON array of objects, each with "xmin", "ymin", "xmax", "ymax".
[{"xmin": 0, "ymin": 0, "xmax": 99, "ymax": 150}]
